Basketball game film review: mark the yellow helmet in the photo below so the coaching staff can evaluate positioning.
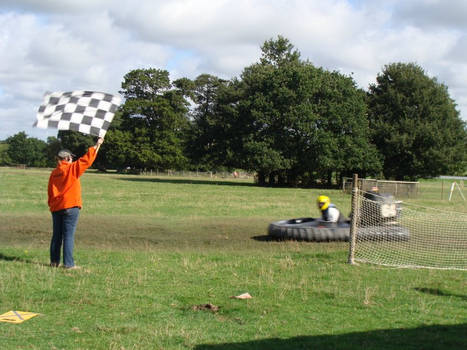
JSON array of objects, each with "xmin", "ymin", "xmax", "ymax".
[{"xmin": 317, "ymin": 195, "xmax": 331, "ymax": 210}]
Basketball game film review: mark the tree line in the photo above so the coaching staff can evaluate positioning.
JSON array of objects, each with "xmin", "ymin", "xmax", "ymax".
[{"xmin": 1, "ymin": 37, "xmax": 466, "ymax": 185}]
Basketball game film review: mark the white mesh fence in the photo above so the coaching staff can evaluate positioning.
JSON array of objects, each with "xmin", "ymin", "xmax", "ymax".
[{"xmin": 353, "ymin": 191, "xmax": 467, "ymax": 270}]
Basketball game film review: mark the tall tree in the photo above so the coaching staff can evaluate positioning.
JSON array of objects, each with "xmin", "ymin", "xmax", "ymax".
[
  {"xmin": 186, "ymin": 74, "xmax": 237, "ymax": 170},
  {"xmin": 367, "ymin": 62, "xmax": 467, "ymax": 179},
  {"xmin": 236, "ymin": 36, "xmax": 381, "ymax": 185},
  {"xmin": 117, "ymin": 68, "xmax": 190, "ymax": 170},
  {"xmin": 5, "ymin": 132, "xmax": 48, "ymax": 167}
]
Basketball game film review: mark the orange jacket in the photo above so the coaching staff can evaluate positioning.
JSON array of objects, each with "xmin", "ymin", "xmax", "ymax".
[{"xmin": 48, "ymin": 146, "xmax": 98, "ymax": 212}]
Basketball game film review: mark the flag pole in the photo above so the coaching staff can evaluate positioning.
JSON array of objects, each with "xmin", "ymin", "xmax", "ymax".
[{"xmin": 95, "ymin": 137, "xmax": 104, "ymax": 153}]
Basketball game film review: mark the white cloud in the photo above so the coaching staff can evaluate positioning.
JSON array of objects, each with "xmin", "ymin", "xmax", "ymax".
[
  {"xmin": 0, "ymin": 0, "xmax": 466, "ymax": 140},
  {"xmin": 393, "ymin": 0, "xmax": 467, "ymax": 30},
  {"xmin": 0, "ymin": 0, "xmax": 115, "ymax": 13}
]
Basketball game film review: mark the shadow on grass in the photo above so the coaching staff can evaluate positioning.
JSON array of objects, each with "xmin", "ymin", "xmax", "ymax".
[
  {"xmin": 415, "ymin": 287, "xmax": 467, "ymax": 301},
  {"xmin": 251, "ymin": 235, "xmax": 339, "ymax": 243},
  {"xmin": 117, "ymin": 177, "xmax": 255, "ymax": 187},
  {"xmin": 0, "ymin": 252, "xmax": 27, "ymax": 262},
  {"xmin": 194, "ymin": 324, "xmax": 467, "ymax": 350},
  {"xmin": 251, "ymin": 235, "xmax": 284, "ymax": 242},
  {"xmin": 0, "ymin": 252, "xmax": 49, "ymax": 267}
]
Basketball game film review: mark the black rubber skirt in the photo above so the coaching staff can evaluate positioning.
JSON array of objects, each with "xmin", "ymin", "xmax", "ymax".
[{"xmin": 268, "ymin": 218, "xmax": 409, "ymax": 242}]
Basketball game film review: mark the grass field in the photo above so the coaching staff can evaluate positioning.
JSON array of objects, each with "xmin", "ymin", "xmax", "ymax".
[{"xmin": 0, "ymin": 167, "xmax": 466, "ymax": 349}]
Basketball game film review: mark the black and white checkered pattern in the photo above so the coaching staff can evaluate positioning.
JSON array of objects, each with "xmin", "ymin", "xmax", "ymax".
[{"xmin": 34, "ymin": 91, "xmax": 122, "ymax": 138}]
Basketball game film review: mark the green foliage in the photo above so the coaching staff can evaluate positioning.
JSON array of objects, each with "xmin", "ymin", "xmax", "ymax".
[
  {"xmin": 58, "ymin": 130, "xmax": 95, "ymax": 157},
  {"xmin": 115, "ymin": 68, "xmax": 190, "ymax": 171},
  {"xmin": 98, "ymin": 129, "xmax": 134, "ymax": 170},
  {"xmin": 186, "ymin": 74, "xmax": 237, "ymax": 170},
  {"xmin": 120, "ymin": 68, "xmax": 171, "ymax": 100},
  {"xmin": 236, "ymin": 36, "xmax": 380, "ymax": 185},
  {"xmin": 0, "ymin": 142, "xmax": 11, "ymax": 165},
  {"xmin": 186, "ymin": 37, "xmax": 381, "ymax": 185},
  {"xmin": 5, "ymin": 132, "xmax": 49, "ymax": 167},
  {"xmin": 260, "ymin": 35, "xmax": 301, "ymax": 66},
  {"xmin": 1, "ymin": 130, "xmax": 102, "ymax": 169},
  {"xmin": 311, "ymin": 71, "xmax": 382, "ymax": 181},
  {"xmin": 45, "ymin": 136, "xmax": 61, "ymax": 167},
  {"xmin": 367, "ymin": 62, "xmax": 467, "ymax": 180},
  {"xmin": 1, "ymin": 133, "xmax": 63, "ymax": 167}
]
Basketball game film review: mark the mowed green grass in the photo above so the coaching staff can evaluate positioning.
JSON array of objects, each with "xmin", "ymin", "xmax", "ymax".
[{"xmin": 0, "ymin": 167, "xmax": 466, "ymax": 350}]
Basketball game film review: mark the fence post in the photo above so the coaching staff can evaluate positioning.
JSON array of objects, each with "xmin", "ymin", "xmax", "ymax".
[{"xmin": 348, "ymin": 173, "xmax": 359, "ymax": 265}]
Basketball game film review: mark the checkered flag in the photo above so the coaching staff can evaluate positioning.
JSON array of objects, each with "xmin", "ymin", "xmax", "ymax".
[{"xmin": 34, "ymin": 90, "xmax": 122, "ymax": 138}]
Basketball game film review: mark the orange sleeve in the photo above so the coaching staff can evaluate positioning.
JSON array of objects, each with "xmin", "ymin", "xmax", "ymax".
[{"xmin": 69, "ymin": 146, "xmax": 98, "ymax": 179}]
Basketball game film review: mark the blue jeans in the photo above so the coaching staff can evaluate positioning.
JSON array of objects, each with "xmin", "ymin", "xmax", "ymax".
[{"xmin": 50, "ymin": 207, "xmax": 80, "ymax": 267}]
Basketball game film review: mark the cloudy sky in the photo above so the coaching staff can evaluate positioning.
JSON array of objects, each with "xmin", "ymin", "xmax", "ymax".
[{"xmin": 1, "ymin": 0, "xmax": 466, "ymax": 140}]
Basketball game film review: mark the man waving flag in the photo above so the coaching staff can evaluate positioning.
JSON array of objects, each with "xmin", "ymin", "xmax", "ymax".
[{"xmin": 34, "ymin": 90, "xmax": 122, "ymax": 138}]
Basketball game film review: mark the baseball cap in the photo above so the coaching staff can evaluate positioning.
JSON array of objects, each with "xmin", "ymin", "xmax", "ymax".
[{"xmin": 57, "ymin": 149, "xmax": 75, "ymax": 159}]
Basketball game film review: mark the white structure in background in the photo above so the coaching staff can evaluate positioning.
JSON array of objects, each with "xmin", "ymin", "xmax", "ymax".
[{"xmin": 439, "ymin": 176, "xmax": 466, "ymax": 201}]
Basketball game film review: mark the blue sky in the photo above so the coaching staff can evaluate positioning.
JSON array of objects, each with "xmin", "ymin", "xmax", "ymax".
[{"xmin": 1, "ymin": 0, "xmax": 466, "ymax": 140}]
